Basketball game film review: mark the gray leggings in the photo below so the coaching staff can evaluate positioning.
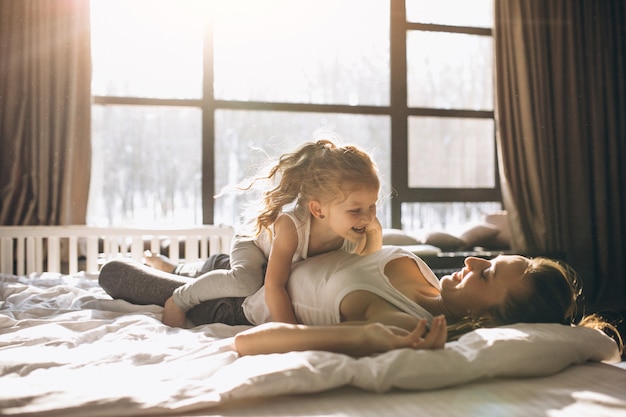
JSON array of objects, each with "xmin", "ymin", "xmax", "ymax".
[
  {"xmin": 99, "ymin": 255, "xmax": 252, "ymax": 326},
  {"xmin": 172, "ymin": 238, "xmax": 267, "ymax": 311}
]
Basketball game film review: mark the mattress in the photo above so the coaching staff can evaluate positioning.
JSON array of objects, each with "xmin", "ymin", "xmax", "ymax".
[{"xmin": 1, "ymin": 269, "xmax": 624, "ymax": 417}]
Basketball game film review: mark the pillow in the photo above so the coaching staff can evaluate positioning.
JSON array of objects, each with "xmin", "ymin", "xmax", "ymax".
[
  {"xmin": 422, "ymin": 231, "xmax": 465, "ymax": 251},
  {"xmin": 459, "ymin": 222, "xmax": 500, "ymax": 249},
  {"xmin": 403, "ymin": 244, "xmax": 441, "ymax": 256},
  {"xmin": 382, "ymin": 229, "xmax": 422, "ymax": 246},
  {"xmin": 484, "ymin": 211, "xmax": 512, "ymax": 248},
  {"xmin": 219, "ymin": 323, "xmax": 620, "ymax": 397}
]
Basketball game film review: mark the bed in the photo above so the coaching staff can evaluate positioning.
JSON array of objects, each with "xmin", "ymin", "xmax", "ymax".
[{"xmin": 1, "ymin": 226, "xmax": 625, "ymax": 417}]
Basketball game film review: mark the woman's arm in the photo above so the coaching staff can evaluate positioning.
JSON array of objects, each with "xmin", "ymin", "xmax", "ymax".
[{"xmin": 234, "ymin": 316, "xmax": 447, "ymax": 357}]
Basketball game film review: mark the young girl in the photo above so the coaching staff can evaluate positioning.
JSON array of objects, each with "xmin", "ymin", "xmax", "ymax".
[{"xmin": 160, "ymin": 138, "xmax": 383, "ymax": 327}]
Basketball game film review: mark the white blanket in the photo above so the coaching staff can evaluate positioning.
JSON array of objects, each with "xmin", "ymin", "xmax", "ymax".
[{"xmin": 0, "ymin": 272, "xmax": 620, "ymax": 417}]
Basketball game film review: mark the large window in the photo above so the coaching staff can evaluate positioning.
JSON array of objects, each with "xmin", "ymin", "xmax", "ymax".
[{"xmin": 89, "ymin": 0, "xmax": 497, "ymax": 231}]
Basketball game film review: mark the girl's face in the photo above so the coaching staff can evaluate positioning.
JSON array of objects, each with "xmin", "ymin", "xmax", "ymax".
[
  {"xmin": 439, "ymin": 255, "xmax": 532, "ymax": 319},
  {"xmin": 318, "ymin": 186, "xmax": 378, "ymax": 243}
]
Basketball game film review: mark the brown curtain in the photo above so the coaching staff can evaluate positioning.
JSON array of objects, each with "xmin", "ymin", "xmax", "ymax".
[
  {"xmin": 495, "ymin": 0, "xmax": 626, "ymax": 312},
  {"xmin": 0, "ymin": 0, "xmax": 91, "ymax": 226}
]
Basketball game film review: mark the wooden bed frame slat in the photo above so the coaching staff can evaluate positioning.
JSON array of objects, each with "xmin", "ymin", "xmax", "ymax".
[{"xmin": 0, "ymin": 225, "xmax": 234, "ymax": 275}]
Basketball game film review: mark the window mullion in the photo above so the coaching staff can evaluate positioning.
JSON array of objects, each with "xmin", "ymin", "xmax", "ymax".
[{"xmin": 390, "ymin": 0, "xmax": 408, "ymax": 229}]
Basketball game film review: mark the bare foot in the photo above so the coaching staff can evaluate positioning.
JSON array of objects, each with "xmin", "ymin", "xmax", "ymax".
[
  {"xmin": 162, "ymin": 296, "xmax": 187, "ymax": 328},
  {"xmin": 144, "ymin": 250, "xmax": 177, "ymax": 273}
]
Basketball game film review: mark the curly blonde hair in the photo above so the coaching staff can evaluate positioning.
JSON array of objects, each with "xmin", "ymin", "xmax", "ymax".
[{"xmin": 243, "ymin": 139, "xmax": 379, "ymax": 237}]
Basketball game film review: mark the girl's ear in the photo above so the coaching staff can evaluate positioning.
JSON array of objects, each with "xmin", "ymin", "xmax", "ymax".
[{"xmin": 309, "ymin": 200, "xmax": 324, "ymax": 219}]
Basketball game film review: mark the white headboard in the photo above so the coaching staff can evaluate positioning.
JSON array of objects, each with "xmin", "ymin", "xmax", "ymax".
[{"xmin": 0, "ymin": 225, "xmax": 234, "ymax": 275}]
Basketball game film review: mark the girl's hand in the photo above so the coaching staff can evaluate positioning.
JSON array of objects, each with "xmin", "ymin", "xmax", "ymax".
[
  {"xmin": 362, "ymin": 316, "xmax": 447, "ymax": 352},
  {"xmin": 358, "ymin": 217, "xmax": 383, "ymax": 255},
  {"xmin": 366, "ymin": 217, "xmax": 383, "ymax": 240}
]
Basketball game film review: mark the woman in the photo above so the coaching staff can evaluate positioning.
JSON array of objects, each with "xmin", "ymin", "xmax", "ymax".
[
  {"xmin": 233, "ymin": 246, "xmax": 588, "ymax": 356},
  {"xmin": 100, "ymin": 246, "xmax": 621, "ymax": 357}
]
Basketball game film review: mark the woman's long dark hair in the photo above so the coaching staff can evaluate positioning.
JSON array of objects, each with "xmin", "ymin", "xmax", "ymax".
[{"xmin": 446, "ymin": 257, "xmax": 623, "ymax": 354}]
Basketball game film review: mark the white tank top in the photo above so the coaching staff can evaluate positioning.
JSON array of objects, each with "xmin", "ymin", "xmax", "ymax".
[
  {"xmin": 253, "ymin": 209, "xmax": 357, "ymax": 262},
  {"xmin": 243, "ymin": 246, "xmax": 440, "ymax": 325}
]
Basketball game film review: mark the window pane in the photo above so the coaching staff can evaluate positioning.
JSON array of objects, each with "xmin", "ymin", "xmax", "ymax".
[
  {"xmin": 407, "ymin": 117, "xmax": 495, "ymax": 188},
  {"xmin": 88, "ymin": 105, "xmax": 202, "ymax": 226},
  {"xmin": 213, "ymin": 0, "xmax": 390, "ymax": 105},
  {"xmin": 214, "ymin": 110, "xmax": 391, "ymax": 227},
  {"xmin": 407, "ymin": 31, "xmax": 493, "ymax": 110},
  {"xmin": 401, "ymin": 202, "xmax": 502, "ymax": 232},
  {"xmin": 406, "ymin": 0, "xmax": 493, "ymax": 28},
  {"xmin": 91, "ymin": 0, "xmax": 204, "ymax": 99}
]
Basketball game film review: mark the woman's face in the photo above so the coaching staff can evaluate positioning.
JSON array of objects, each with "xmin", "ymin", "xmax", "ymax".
[{"xmin": 439, "ymin": 255, "xmax": 532, "ymax": 319}]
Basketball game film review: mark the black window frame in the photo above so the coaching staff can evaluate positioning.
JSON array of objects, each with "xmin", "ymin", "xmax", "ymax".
[{"xmin": 92, "ymin": 0, "xmax": 499, "ymax": 229}]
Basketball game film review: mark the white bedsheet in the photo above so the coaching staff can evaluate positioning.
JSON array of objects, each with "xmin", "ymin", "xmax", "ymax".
[{"xmin": 0, "ymin": 271, "xmax": 622, "ymax": 417}]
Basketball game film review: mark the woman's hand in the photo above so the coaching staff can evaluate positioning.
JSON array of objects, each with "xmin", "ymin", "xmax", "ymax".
[{"xmin": 361, "ymin": 315, "xmax": 447, "ymax": 352}]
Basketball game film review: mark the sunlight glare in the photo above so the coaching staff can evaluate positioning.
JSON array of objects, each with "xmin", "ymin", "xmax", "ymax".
[
  {"xmin": 211, "ymin": 0, "xmax": 387, "ymax": 104},
  {"xmin": 91, "ymin": 0, "xmax": 204, "ymax": 98}
]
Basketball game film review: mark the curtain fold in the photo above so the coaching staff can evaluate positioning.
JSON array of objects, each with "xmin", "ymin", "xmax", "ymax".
[
  {"xmin": 495, "ymin": 0, "xmax": 626, "ymax": 311},
  {"xmin": 0, "ymin": 0, "xmax": 91, "ymax": 226}
]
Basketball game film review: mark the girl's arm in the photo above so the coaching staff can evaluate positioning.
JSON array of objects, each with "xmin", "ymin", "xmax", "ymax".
[
  {"xmin": 234, "ymin": 316, "xmax": 447, "ymax": 357},
  {"xmin": 354, "ymin": 216, "xmax": 383, "ymax": 255},
  {"xmin": 264, "ymin": 215, "xmax": 299, "ymax": 324}
]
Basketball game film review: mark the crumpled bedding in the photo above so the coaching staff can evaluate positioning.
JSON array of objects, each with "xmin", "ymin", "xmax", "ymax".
[{"xmin": 0, "ymin": 271, "xmax": 620, "ymax": 417}]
